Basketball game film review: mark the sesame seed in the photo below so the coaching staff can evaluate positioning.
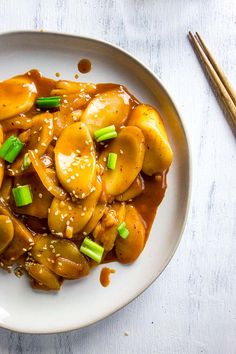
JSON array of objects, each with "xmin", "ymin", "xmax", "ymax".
[
  {"xmin": 38, "ymin": 193, "xmax": 43, "ymax": 198},
  {"xmin": 65, "ymin": 225, "xmax": 73, "ymax": 238},
  {"xmin": 81, "ymin": 212, "xmax": 85, "ymax": 216}
]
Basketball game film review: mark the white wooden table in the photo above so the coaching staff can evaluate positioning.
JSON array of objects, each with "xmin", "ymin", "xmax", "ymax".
[{"xmin": 0, "ymin": 1, "xmax": 235, "ymax": 353}]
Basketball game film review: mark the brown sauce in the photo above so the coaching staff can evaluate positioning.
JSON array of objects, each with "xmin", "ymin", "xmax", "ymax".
[
  {"xmin": 100, "ymin": 267, "xmax": 116, "ymax": 287},
  {"xmin": 2, "ymin": 70, "xmax": 168, "ymax": 261},
  {"xmin": 133, "ymin": 172, "xmax": 167, "ymax": 241},
  {"xmin": 78, "ymin": 59, "xmax": 92, "ymax": 74}
]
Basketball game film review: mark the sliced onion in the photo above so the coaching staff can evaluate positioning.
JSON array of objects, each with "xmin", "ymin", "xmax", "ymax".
[{"xmin": 28, "ymin": 150, "xmax": 67, "ymax": 200}]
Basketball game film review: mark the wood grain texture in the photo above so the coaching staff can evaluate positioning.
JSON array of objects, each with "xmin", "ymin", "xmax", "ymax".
[{"xmin": 0, "ymin": 0, "xmax": 236, "ymax": 353}]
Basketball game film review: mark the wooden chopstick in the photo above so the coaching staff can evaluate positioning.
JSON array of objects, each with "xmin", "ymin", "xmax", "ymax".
[
  {"xmin": 195, "ymin": 32, "xmax": 236, "ymax": 107},
  {"xmin": 189, "ymin": 31, "xmax": 236, "ymax": 133}
]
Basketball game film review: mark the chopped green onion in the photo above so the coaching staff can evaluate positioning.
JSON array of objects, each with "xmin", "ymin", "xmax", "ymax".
[
  {"xmin": 96, "ymin": 131, "xmax": 117, "ymax": 142},
  {"xmin": 0, "ymin": 135, "xmax": 24, "ymax": 163},
  {"xmin": 119, "ymin": 228, "xmax": 129, "ymax": 239},
  {"xmin": 94, "ymin": 125, "xmax": 116, "ymax": 139},
  {"xmin": 21, "ymin": 152, "xmax": 31, "ymax": 170},
  {"xmin": 36, "ymin": 96, "xmax": 61, "ymax": 109},
  {"xmin": 107, "ymin": 152, "xmax": 117, "ymax": 170},
  {"xmin": 80, "ymin": 237, "xmax": 104, "ymax": 263},
  {"xmin": 118, "ymin": 222, "xmax": 129, "ymax": 239},
  {"xmin": 118, "ymin": 222, "xmax": 126, "ymax": 233},
  {"xmin": 12, "ymin": 185, "xmax": 33, "ymax": 207}
]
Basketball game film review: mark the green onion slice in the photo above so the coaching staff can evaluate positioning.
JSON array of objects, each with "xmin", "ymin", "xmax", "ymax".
[
  {"xmin": 12, "ymin": 185, "xmax": 33, "ymax": 207},
  {"xmin": 80, "ymin": 237, "xmax": 104, "ymax": 263},
  {"xmin": 36, "ymin": 96, "xmax": 61, "ymax": 109},
  {"xmin": 21, "ymin": 152, "xmax": 31, "ymax": 170},
  {"xmin": 107, "ymin": 152, "xmax": 117, "ymax": 170},
  {"xmin": 119, "ymin": 228, "xmax": 129, "ymax": 239},
  {"xmin": 94, "ymin": 125, "xmax": 116, "ymax": 139},
  {"xmin": 118, "ymin": 222, "xmax": 129, "ymax": 239},
  {"xmin": 96, "ymin": 131, "xmax": 117, "ymax": 142},
  {"xmin": 0, "ymin": 135, "xmax": 24, "ymax": 163}
]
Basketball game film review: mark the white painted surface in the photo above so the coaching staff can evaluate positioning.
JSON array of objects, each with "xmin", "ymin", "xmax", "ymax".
[{"xmin": 0, "ymin": 0, "xmax": 235, "ymax": 353}]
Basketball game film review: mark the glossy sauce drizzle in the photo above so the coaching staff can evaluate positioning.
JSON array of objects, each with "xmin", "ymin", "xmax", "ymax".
[
  {"xmin": 78, "ymin": 59, "xmax": 92, "ymax": 74},
  {"xmin": 100, "ymin": 267, "xmax": 116, "ymax": 287}
]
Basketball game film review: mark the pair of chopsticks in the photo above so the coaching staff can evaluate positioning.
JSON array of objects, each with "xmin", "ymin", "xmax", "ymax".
[{"xmin": 189, "ymin": 32, "xmax": 236, "ymax": 135}]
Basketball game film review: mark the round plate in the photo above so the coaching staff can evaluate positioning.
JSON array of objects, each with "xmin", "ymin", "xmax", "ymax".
[{"xmin": 0, "ymin": 31, "xmax": 191, "ymax": 334}]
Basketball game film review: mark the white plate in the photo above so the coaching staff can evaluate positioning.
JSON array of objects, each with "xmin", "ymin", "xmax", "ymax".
[{"xmin": 0, "ymin": 31, "xmax": 191, "ymax": 334}]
